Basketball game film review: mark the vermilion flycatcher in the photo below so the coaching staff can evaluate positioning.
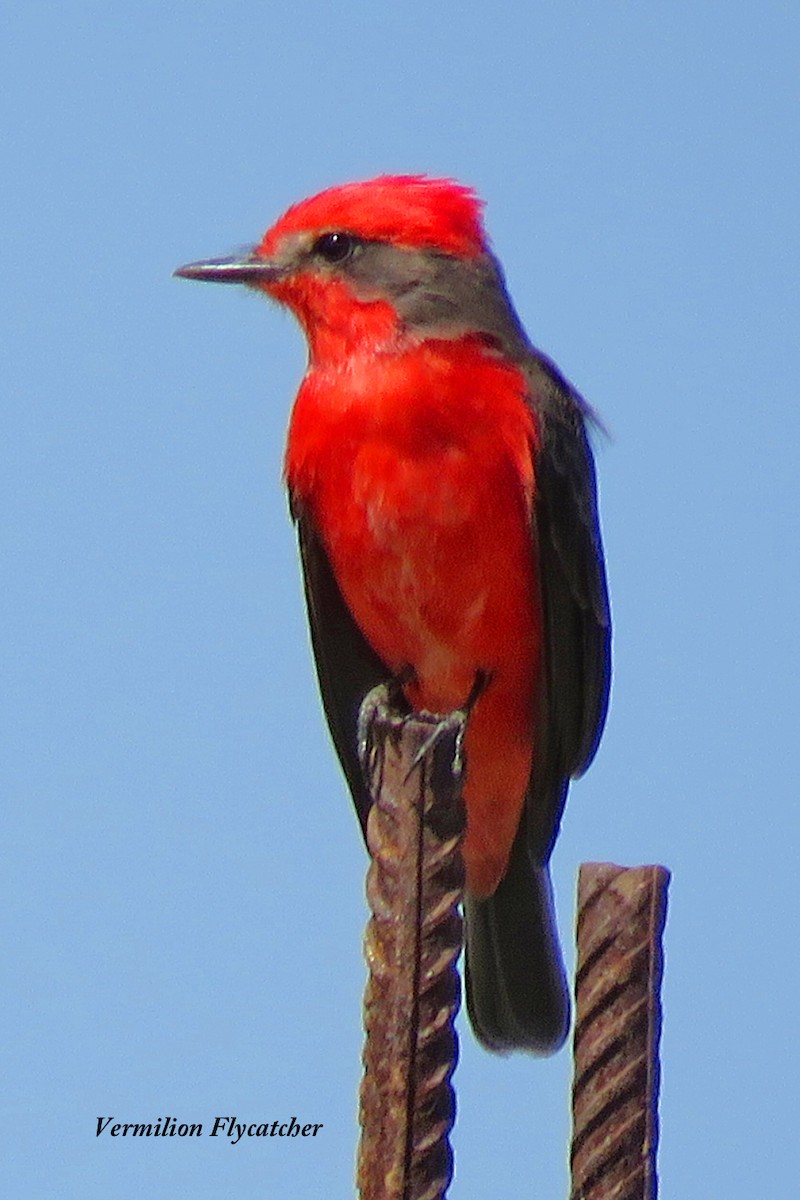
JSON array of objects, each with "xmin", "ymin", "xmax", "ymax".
[{"xmin": 176, "ymin": 176, "xmax": 610, "ymax": 1054}]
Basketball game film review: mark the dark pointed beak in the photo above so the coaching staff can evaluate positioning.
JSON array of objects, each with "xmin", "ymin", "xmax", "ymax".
[{"xmin": 173, "ymin": 248, "xmax": 284, "ymax": 285}]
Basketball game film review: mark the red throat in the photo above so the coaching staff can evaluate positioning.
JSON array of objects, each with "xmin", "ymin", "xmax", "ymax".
[
  {"xmin": 267, "ymin": 273, "xmax": 402, "ymax": 365},
  {"xmin": 252, "ymin": 176, "xmax": 492, "ymax": 365}
]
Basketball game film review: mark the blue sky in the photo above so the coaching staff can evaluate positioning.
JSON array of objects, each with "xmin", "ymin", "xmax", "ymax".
[{"xmin": 3, "ymin": 3, "xmax": 798, "ymax": 1196}]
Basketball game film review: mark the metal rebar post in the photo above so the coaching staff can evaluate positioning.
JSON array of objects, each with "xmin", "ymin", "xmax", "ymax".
[
  {"xmin": 357, "ymin": 703, "xmax": 466, "ymax": 1200},
  {"xmin": 569, "ymin": 863, "xmax": 670, "ymax": 1200}
]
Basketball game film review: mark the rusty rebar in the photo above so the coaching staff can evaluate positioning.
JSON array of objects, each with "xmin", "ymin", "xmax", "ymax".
[
  {"xmin": 570, "ymin": 863, "xmax": 670, "ymax": 1200},
  {"xmin": 357, "ymin": 702, "xmax": 466, "ymax": 1200}
]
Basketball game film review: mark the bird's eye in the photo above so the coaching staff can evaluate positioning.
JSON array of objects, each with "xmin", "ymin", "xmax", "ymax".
[{"xmin": 313, "ymin": 232, "xmax": 356, "ymax": 263}]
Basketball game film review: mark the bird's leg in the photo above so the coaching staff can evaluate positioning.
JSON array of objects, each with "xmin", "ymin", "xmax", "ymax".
[
  {"xmin": 403, "ymin": 668, "xmax": 492, "ymax": 783},
  {"xmin": 357, "ymin": 666, "xmax": 416, "ymax": 783},
  {"xmin": 464, "ymin": 667, "xmax": 493, "ymax": 712},
  {"xmin": 357, "ymin": 667, "xmax": 491, "ymax": 806},
  {"xmin": 357, "ymin": 668, "xmax": 489, "ymax": 841}
]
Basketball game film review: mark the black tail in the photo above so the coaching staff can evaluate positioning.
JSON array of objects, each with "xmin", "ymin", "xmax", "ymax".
[{"xmin": 464, "ymin": 831, "xmax": 570, "ymax": 1055}]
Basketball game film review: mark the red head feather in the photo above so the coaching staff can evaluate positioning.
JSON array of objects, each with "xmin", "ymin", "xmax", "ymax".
[{"xmin": 259, "ymin": 175, "xmax": 488, "ymax": 259}]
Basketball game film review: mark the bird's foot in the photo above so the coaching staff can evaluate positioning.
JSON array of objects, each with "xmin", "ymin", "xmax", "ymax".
[
  {"xmin": 357, "ymin": 667, "xmax": 490, "ymax": 796},
  {"xmin": 357, "ymin": 669, "xmax": 488, "ymax": 839},
  {"xmin": 357, "ymin": 668, "xmax": 416, "ymax": 780},
  {"xmin": 403, "ymin": 668, "xmax": 491, "ymax": 783}
]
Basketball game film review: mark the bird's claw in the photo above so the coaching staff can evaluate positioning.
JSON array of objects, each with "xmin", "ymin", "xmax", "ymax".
[
  {"xmin": 403, "ymin": 668, "xmax": 490, "ymax": 785},
  {"xmin": 404, "ymin": 708, "xmax": 467, "ymax": 786},
  {"xmin": 357, "ymin": 669, "xmax": 415, "ymax": 780},
  {"xmin": 357, "ymin": 681, "xmax": 393, "ymax": 777},
  {"xmin": 357, "ymin": 667, "xmax": 491, "ymax": 790}
]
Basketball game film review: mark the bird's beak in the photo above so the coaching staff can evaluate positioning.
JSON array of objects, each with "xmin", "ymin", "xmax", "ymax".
[{"xmin": 173, "ymin": 248, "xmax": 284, "ymax": 285}]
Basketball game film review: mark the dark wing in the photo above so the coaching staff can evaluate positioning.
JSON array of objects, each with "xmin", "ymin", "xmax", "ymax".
[
  {"xmin": 294, "ymin": 508, "xmax": 392, "ymax": 835},
  {"xmin": 382, "ymin": 240, "xmax": 611, "ymax": 829},
  {"xmin": 522, "ymin": 350, "xmax": 612, "ymax": 860},
  {"xmin": 464, "ymin": 349, "xmax": 611, "ymax": 1054}
]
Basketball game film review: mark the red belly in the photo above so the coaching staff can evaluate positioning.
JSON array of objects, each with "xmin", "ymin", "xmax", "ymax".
[
  {"xmin": 286, "ymin": 341, "xmax": 542, "ymax": 895},
  {"xmin": 314, "ymin": 433, "xmax": 542, "ymax": 896}
]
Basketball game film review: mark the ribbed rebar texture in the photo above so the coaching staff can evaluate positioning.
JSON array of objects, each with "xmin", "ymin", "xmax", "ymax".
[
  {"xmin": 357, "ymin": 699, "xmax": 466, "ymax": 1200},
  {"xmin": 570, "ymin": 863, "xmax": 670, "ymax": 1200}
]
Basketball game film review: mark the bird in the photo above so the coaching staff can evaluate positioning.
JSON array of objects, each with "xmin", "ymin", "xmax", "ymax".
[{"xmin": 175, "ymin": 175, "xmax": 611, "ymax": 1053}]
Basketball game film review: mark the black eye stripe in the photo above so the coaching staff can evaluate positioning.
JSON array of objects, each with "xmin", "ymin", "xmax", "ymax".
[{"xmin": 312, "ymin": 232, "xmax": 357, "ymax": 263}]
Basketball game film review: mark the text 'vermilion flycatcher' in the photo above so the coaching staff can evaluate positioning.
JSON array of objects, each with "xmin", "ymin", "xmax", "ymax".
[{"xmin": 176, "ymin": 176, "xmax": 611, "ymax": 1054}]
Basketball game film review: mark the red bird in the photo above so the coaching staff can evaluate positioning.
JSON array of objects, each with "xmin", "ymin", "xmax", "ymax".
[{"xmin": 176, "ymin": 176, "xmax": 610, "ymax": 1054}]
